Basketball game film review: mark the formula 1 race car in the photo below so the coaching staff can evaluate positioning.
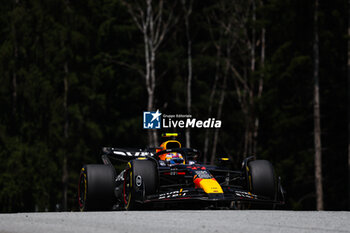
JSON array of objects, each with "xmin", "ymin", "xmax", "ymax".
[{"xmin": 78, "ymin": 133, "xmax": 285, "ymax": 210}]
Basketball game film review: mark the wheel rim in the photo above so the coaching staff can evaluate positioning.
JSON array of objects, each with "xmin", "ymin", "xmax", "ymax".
[
  {"xmin": 78, "ymin": 170, "xmax": 87, "ymax": 211},
  {"xmin": 123, "ymin": 168, "xmax": 132, "ymax": 210}
]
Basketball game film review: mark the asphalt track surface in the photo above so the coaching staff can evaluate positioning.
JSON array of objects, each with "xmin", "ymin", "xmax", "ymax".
[{"xmin": 0, "ymin": 210, "xmax": 349, "ymax": 233}]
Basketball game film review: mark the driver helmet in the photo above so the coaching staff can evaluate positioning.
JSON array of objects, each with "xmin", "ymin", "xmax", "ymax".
[{"xmin": 164, "ymin": 152, "xmax": 184, "ymax": 165}]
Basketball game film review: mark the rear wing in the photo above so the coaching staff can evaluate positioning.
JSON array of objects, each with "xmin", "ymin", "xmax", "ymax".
[
  {"xmin": 101, "ymin": 147, "xmax": 202, "ymax": 164},
  {"xmin": 102, "ymin": 147, "xmax": 157, "ymax": 163}
]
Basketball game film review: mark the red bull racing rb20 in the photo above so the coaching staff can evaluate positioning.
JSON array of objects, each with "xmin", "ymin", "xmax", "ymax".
[{"xmin": 78, "ymin": 134, "xmax": 285, "ymax": 210}]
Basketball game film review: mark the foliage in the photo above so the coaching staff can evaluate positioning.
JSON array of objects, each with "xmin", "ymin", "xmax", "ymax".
[{"xmin": 0, "ymin": 0, "xmax": 348, "ymax": 211}]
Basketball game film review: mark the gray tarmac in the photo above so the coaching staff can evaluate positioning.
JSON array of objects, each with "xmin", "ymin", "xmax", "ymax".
[{"xmin": 0, "ymin": 210, "xmax": 349, "ymax": 233}]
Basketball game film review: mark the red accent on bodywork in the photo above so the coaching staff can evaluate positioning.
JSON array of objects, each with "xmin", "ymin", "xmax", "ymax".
[
  {"xmin": 193, "ymin": 177, "xmax": 203, "ymax": 188},
  {"xmin": 163, "ymin": 172, "xmax": 185, "ymax": 175}
]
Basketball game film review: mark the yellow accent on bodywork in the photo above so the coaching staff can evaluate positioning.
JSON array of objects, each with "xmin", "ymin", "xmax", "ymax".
[
  {"xmin": 126, "ymin": 171, "xmax": 132, "ymax": 210},
  {"xmin": 162, "ymin": 140, "xmax": 181, "ymax": 149},
  {"xmin": 137, "ymin": 157, "xmax": 147, "ymax": 160},
  {"xmin": 162, "ymin": 133, "xmax": 178, "ymax": 137},
  {"xmin": 246, "ymin": 166, "xmax": 252, "ymax": 191},
  {"xmin": 199, "ymin": 179, "xmax": 223, "ymax": 194}
]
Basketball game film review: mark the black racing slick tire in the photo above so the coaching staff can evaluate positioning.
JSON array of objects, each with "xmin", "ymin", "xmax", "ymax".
[
  {"xmin": 78, "ymin": 164, "xmax": 116, "ymax": 211},
  {"xmin": 248, "ymin": 160, "xmax": 276, "ymax": 199},
  {"xmin": 123, "ymin": 159, "xmax": 158, "ymax": 210}
]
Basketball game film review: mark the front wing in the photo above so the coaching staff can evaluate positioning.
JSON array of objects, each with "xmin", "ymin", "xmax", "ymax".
[{"xmin": 139, "ymin": 188, "xmax": 284, "ymax": 205}]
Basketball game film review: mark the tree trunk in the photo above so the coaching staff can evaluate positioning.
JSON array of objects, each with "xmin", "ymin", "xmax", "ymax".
[
  {"xmin": 210, "ymin": 48, "xmax": 230, "ymax": 165},
  {"xmin": 249, "ymin": 0, "xmax": 257, "ymax": 155},
  {"xmin": 150, "ymin": 50, "xmax": 158, "ymax": 146},
  {"xmin": 11, "ymin": 0, "xmax": 19, "ymax": 116},
  {"xmin": 210, "ymin": 71, "xmax": 227, "ymax": 165},
  {"xmin": 182, "ymin": 0, "xmax": 193, "ymax": 148},
  {"xmin": 185, "ymin": 11, "xmax": 192, "ymax": 148},
  {"xmin": 251, "ymin": 0, "xmax": 256, "ymax": 73},
  {"xmin": 313, "ymin": 0, "xmax": 324, "ymax": 211},
  {"xmin": 203, "ymin": 74, "xmax": 217, "ymax": 163},
  {"xmin": 348, "ymin": 0, "xmax": 350, "ymax": 211},
  {"xmin": 123, "ymin": 0, "xmax": 176, "ymax": 147},
  {"xmin": 147, "ymin": 90, "xmax": 154, "ymax": 146},
  {"xmin": 62, "ymin": 61, "xmax": 69, "ymax": 211},
  {"xmin": 144, "ymin": 14, "xmax": 154, "ymax": 147},
  {"xmin": 252, "ymin": 24, "xmax": 265, "ymax": 155},
  {"xmin": 203, "ymin": 49, "xmax": 220, "ymax": 163}
]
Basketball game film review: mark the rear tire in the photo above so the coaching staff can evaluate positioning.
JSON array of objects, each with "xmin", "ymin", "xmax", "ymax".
[
  {"xmin": 248, "ymin": 160, "xmax": 276, "ymax": 199},
  {"xmin": 124, "ymin": 160, "xmax": 157, "ymax": 210},
  {"xmin": 78, "ymin": 164, "xmax": 116, "ymax": 211}
]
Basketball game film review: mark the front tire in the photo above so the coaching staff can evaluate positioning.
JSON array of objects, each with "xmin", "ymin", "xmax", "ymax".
[
  {"xmin": 123, "ymin": 159, "xmax": 158, "ymax": 210},
  {"xmin": 248, "ymin": 160, "xmax": 276, "ymax": 199},
  {"xmin": 78, "ymin": 164, "xmax": 116, "ymax": 211}
]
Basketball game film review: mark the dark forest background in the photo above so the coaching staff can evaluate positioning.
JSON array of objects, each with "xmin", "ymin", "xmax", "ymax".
[{"xmin": 0, "ymin": 0, "xmax": 348, "ymax": 212}]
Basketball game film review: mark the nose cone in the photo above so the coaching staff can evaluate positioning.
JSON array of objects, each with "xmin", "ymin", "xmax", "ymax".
[{"xmin": 194, "ymin": 178, "xmax": 224, "ymax": 194}]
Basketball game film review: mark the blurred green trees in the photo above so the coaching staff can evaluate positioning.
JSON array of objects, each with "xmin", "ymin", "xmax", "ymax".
[{"xmin": 0, "ymin": 0, "xmax": 348, "ymax": 211}]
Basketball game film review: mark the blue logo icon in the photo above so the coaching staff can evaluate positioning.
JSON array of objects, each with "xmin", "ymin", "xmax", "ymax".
[{"xmin": 143, "ymin": 110, "xmax": 162, "ymax": 129}]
